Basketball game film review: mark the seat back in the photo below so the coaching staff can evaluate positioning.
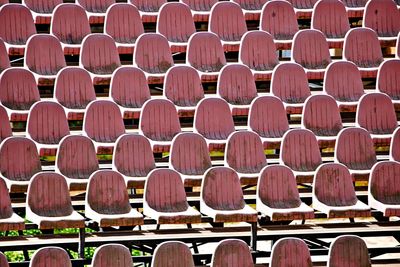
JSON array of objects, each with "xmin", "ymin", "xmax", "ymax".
[
  {"xmin": 0, "ymin": 252, "xmax": 8, "ymax": 267},
  {"xmin": 0, "ymin": 106, "xmax": 11, "ymax": 142},
  {"xmin": 363, "ymin": 0, "xmax": 400, "ymax": 37},
  {"xmin": 377, "ymin": 59, "xmax": 400, "ymax": 100},
  {"xmin": 312, "ymin": 0, "xmax": 350, "ymax": 38},
  {"xmin": 288, "ymin": 0, "xmax": 318, "ymax": 8},
  {"xmin": 129, "ymin": 0, "xmax": 166, "ymax": 12},
  {"xmin": 270, "ymin": 238, "xmax": 312, "ymax": 267},
  {"xmin": 92, "ymin": 244, "xmax": 133, "ymax": 267},
  {"xmin": 0, "ymin": 4, "xmax": 35, "ymax": 45},
  {"xmin": 151, "ymin": 241, "xmax": 194, "ymax": 267},
  {"xmin": 370, "ymin": 161, "xmax": 400, "ymax": 205},
  {"xmin": 77, "ymin": 0, "xmax": 114, "ymax": 12},
  {"xmin": 340, "ymin": 0, "xmax": 367, "ymax": 7},
  {"xmin": 328, "ymin": 235, "xmax": 371, "ymax": 267},
  {"xmin": 0, "ymin": 177, "xmax": 13, "ymax": 219},
  {"xmin": 211, "ymin": 239, "xmax": 253, "ymax": 267},
  {"xmin": 29, "ymin": 247, "xmax": 72, "ymax": 267},
  {"xmin": 0, "ymin": 38, "xmax": 10, "ymax": 72},
  {"xmin": 180, "ymin": 0, "xmax": 217, "ymax": 11},
  {"xmin": 23, "ymin": 0, "xmax": 61, "ymax": 14},
  {"xmin": 233, "ymin": 0, "xmax": 268, "ymax": 10},
  {"xmin": 391, "ymin": 128, "xmax": 400, "ymax": 161}
]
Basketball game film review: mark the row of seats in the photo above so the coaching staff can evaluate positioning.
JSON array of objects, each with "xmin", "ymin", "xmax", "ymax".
[{"xmin": 0, "ymin": 236, "xmax": 373, "ymax": 266}]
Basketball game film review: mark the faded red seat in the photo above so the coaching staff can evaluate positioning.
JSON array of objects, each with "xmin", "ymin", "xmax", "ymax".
[
  {"xmin": 105, "ymin": 3, "xmax": 144, "ymax": 55},
  {"xmin": 51, "ymin": 4, "xmax": 91, "ymax": 55},
  {"xmin": 288, "ymin": 0, "xmax": 319, "ymax": 18},
  {"xmin": 30, "ymin": 247, "xmax": 72, "ymax": 267},
  {"xmin": 391, "ymin": 127, "xmax": 400, "ymax": 161},
  {"xmin": 129, "ymin": 0, "xmax": 167, "ymax": 23},
  {"xmin": 92, "ymin": 244, "xmax": 133, "ymax": 267},
  {"xmin": 0, "ymin": 252, "xmax": 9, "ymax": 267},
  {"xmin": 211, "ymin": 239, "xmax": 253, "ymax": 267},
  {"xmin": 377, "ymin": 59, "xmax": 400, "ymax": 109},
  {"xmin": 0, "ymin": 38, "xmax": 10, "ymax": 72},
  {"xmin": 257, "ymin": 165, "xmax": 315, "ymax": 221},
  {"xmin": 151, "ymin": 241, "xmax": 195, "ymax": 267},
  {"xmin": 85, "ymin": 170, "xmax": 144, "ymax": 227},
  {"xmin": 201, "ymin": 167, "xmax": 258, "ymax": 223},
  {"xmin": 23, "ymin": 0, "xmax": 62, "ymax": 24},
  {"xmin": 270, "ymin": 238, "xmax": 313, "ymax": 267},
  {"xmin": 0, "ymin": 0, "xmax": 7, "ymax": 5},
  {"xmin": 232, "ymin": 0, "xmax": 268, "ymax": 21},
  {"xmin": 313, "ymin": 163, "xmax": 371, "ymax": 218},
  {"xmin": 26, "ymin": 172, "xmax": 85, "ymax": 229},
  {"xmin": 77, "ymin": 0, "xmax": 115, "ymax": 24},
  {"xmin": 0, "ymin": 105, "xmax": 11, "ymax": 142},
  {"xmin": 0, "ymin": 177, "xmax": 25, "ymax": 231},
  {"xmin": 328, "ymin": 235, "xmax": 371, "ymax": 267},
  {"xmin": 170, "ymin": 132, "xmax": 211, "ymax": 187},
  {"xmin": 180, "ymin": 0, "xmax": 217, "ymax": 22},
  {"xmin": 112, "ymin": 134, "xmax": 156, "ymax": 188},
  {"xmin": 340, "ymin": 0, "xmax": 367, "ymax": 17}
]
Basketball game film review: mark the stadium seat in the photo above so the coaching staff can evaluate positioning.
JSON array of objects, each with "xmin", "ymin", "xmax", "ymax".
[
  {"xmin": 356, "ymin": 92, "xmax": 398, "ymax": 145},
  {"xmin": 163, "ymin": 65, "xmax": 204, "ymax": 117},
  {"xmin": 232, "ymin": 0, "xmax": 268, "ymax": 21},
  {"xmin": 311, "ymin": 0, "xmax": 350, "ymax": 48},
  {"xmin": 0, "ymin": 67, "xmax": 40, "ymax": 122},
  {"xmin": 270, "ymin": 238, "xmax": 313, "ymax": 266},
  {"xmin": 0, "ymin": 177, "xmax": 25, "ymax": 231},
  {"xmin": 26, "ymin": 172, "xmax": 85, "ymax": 229},
  {"xmin": 292, "ymin": 29, "xmax": 331, "ymax": 80},
  {"xmin": 129, "ymin": 0, "xmax": 167, "ymax": 23},
  {"xmin": 0, "ymin": 0, "xmax": 7, "ymax": 6},
  {"xmin": 92, "ymin": 244, "xmax": 133, "ymax": 267},
  {"xmin": 257, "ymin": 165, "xmax": 315, "ymax": 221},
  {"xmin": 77, "ymin": 0, "xmax": 115, "ymax": 24},
  {"xmin": 157, "ymin": 2, "xmax": 196, "ymax": 53},
  {"xmin": 30, "ymin": 247, "xmax": 72, "ymax": 267},
  {"xmin": 51, "ymin": 3, "xmax": 91, "ymax": 56},
  {"xmin": 211, "ymin": 239, "xmax": 253, "ymax": 267},
  {"xmin": 280, "ymin": 129, "xmax": 322, "ymax": 182},
  {"xmin": 143, "ymin": 169, "xmax": 202, "ymax": 224},
  {"xmin": 55, "ymin": 135, "xmax": 99, "ymax": 190},
  {"xmin": 180, "ymin": 0, "xmax": 217, "ymax": 22},
  {"xmin": 0, "ymin": 137, "xmax": 41, "ymax": 192},
  {"xmin": 151, "ymin": 241, "xmax": 195, "ymax": 267},
  {"xmin": 260, "ymin": 0, "xmax": 299, "ymax": 50},
  {"xmin": 85, "ymin": 170, "xmax": 144, "ymax": 228},
  {"xmin": 313, "ymin": 163, "xmax": 371, "ymax": 218},
  {"xmin": 369, "ymin": 161, "xmax": 400, "ymax": 217},
  {"xmin": 209, "ymin": 1, "xmax": 247, "ymax": 52},
  {"xmin": 201, "ymin": 167, "xmax": 258, "ymax": 223},
  {"xmin": 302, "ymin": 94, "xmax": 343, "ymax": 148},
  {"xmin": 54, "ymin": 67, "xmax": 96, "ymax": 120},
  {"xmin": 194, "ymin": 98, "xmax": 235, "ymax": 151},
  {"xmin": 0, "ymin": 4, "xmax": 36, "ymax": 55},
  {"xmin": 271, "ymin": 62, "xmax": 311, "ymax": 114},
  {"xmin": 343, "ymin": 27, "xmax": 383, "ymax": 78},
  {"xmin": 169, "ymin": 132, "xmax": 212, "ymax": 187},
  {"xmin": 0, "ymin": 252, "xmax": 9, "ymax": 267},
  {"xmin": 217, "ymin": 64, "xmax": 258, "ymax": 116},
  {"xmin": 83, "ymin": 100, "xmax": 125, "ymax": 154},
  {"xmin": 27, "ymin": 101, "xmax": 70, "ymax": 156},
  {"xmin": 225, "ymin": 131, "xmax": 267, "ymax": 185},
  {"xmin": 288, "ymin": 0, "xmax": 319, "ymax": 19},
  {"xmin": 80, "ymin": 33, "xmax": 121, "ymax": 85},
  {"xmin": 0, "ymin": 106, "xmax": 11, "ymax": 142},
  {"xmin": 248, "ymin": 96, "xmax": 289, "ymax": 149},
  {"xmin": 25, "ymin": 34, "xmax": 66, "ymax": 85},
  {"xmin": 376, "ymin": 59, "xmax": 400, "ymax": 108},
  {"xmin": 0, "ymin": 38, "xmax": 10, "ymax": 72},
  {"xmin": 239, "ymin": 30, "xmax": 279, "ymax": 81},
  {"xmin": 133, "ymin": 33, "xmax": 173, "ymax": 84},
  {"xmin": 139, "ymin": 99, "xmax": 181, "ymax": 153},
  {"xmin": 104, "ymin": 3, "xmax": 144, "ymax": 55},
  {"xmin": 391, "ymin": 127, "xmax": 400, "ymax": 161},
  {"xmin": 112, "ymin": 134, "xmax": 156, "ymax": 188},
  {"xmin": 340, "ymin": 0, "xmax": 367, "ymax": 17},
  {"xmin": 323, "ymin": 61, "xmax": 365, "ymax": 112},
  {"xmin": 187, "ymin": 32, "xmax": 226, "ymax": 83},
  {"xmin": 109, "ymin": 66, "xmax": 150, "ymax": 120},
  {"xmin": 22, "ymin": 0, "xmax": 62, "ymax": 25},
  {"xmin": 327, "ymin": 235, "xmax": 371, "ymax": 267},
  {"xmin": 335, "ymin": 127, "xmax": 377, "ymax": 179}
]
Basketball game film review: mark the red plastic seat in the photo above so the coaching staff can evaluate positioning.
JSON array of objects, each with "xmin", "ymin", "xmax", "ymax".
[
  {"xmin": 292, "ymin": 29, "xmax": 331, "ymax": 80},
  {"xmin": 51, "ymin": 4, "xmax": 91, "ymax": 55},
  {"xmin": 225, "ymin": 131, "xmax": 267, "ymax": 185},
  {"xmin": 30, "ymin": 247, "xmax": 72, "ymax": 267},
  {"xmin": 92, "ymin": 244, "xmax": 133, "ymax": 267},
  {"xmin": 180, "ymin": 0, "xmax": 217, "ymax": 22},
  {"xmin": 311, "ymin": 0, "xmax": 350, "ymax": 48},
  {"xmin": 151, "ymin": 241, "xmax": 195, "ymax": 267},
  {"xmin": 271, "ymin": 62, "xmax": 311, "ymax": 114},
  {"xmin": 133, "ymin": 33, "xmax": 173, "ymax": 84},
  {"xmin": 85, "ymin": 170, "xmax": 144, "ymax": 227},
  {"xmin": 77, "ymin": 0, "xmax": 115, "ymax": 24},
  {"xmin": 0, "ymin": 177, "xmax": 25, "ymax": 231},
  {"xmin": 23, "ymin": 0, "xmax": 62, "ymax": 24},
  {"xmin": 105, "ymin": 3, "xmax": 144, "ymax": 55},
  {"xmin": 56, "ymin": 135, "xmax": 99, "ymax": 190},
  {"xmin": 248, "ymin": 96, "xmax": 289, "ymax": 149},
  {"xmin": 211, "ymin": 239, "xmax": 253, "ymax": 267},
  {"xmin": 260, "ymin": 0, "xmax": 299, "ymax": 50},
  {"xmin": 313, "ymin": 163, "xmax": 371, "ymax": 218},
  {"xmin": 170, "ymin": 132, "xmax": 212, "ymax": 187},
  {"xmin": 157, "ymin": 2, "xmax": 195, "ymax": 53},
  {"xmin": 340, "ymin": 0, "xmax": 368, "ymax": 18},
  {"xmin": 288, "ymin": 0, "xmax": 319, "ymax": 18},
  {"xmin": 109, "ymin": 66, "xmax": 150, "ymax": 120},
  {"xmin": 129, "ymin": 0, "xmax": 167, "ymax": 23},
  {"xmin": 26, "ymin": 172, "xmax": 85, "ymax": 229},
  {"xmin": 0, "ymin": 252, "xmax": 9, "ymax": 267},
  {"xmin": 257, "ymin": 165, "xmax": 314, "ymax": 221},
  {"xmin": 343, "ymin": 27, "xmax": 383, "ymax": 78},
  {"xmin": 0, "ymin": 0, "xmax": 7, "ymax": 5},
  {"xmin": 187, "ymin": 32, "xmax": 226, "ymax": 83},
  {"xmin": 0, "ymin": 67, "xmax": 40, "ymax": 122},
  {"xmin": 201, "ymin": 167, "xmax": 258, "ymax": 223},
  {"xmin": 139, "ymin": 99, "xmax": 181, "ymax": 153},
  {"xmin": 328, "ymin": 235, "xmax": 371, "ymax": 267},
  {"xmin": 391, "ymin": 127, "xmax": 400, "ymax": 161},
  {"xmin": 194, "ymin": 98, "xmax": 235, "ymax": 151},
  {"xmin": 270, "ymin": 238, "xmax": 313, "ymax": 267},
  {"xmin": 377, "ymin": 59, "xmax": 400, "ymax": 108},
  {"xmin": 280, "ymin": 129, "xmax": 322, "ymax": 182},
  {"xmin": 0, "ymin": 4, "xmax": 36, "ymax": 55},
  {"xmin": 323, "ymin": 61, "xmax": 365, "ymax": 112},
  {"xmin": 369, "ymin": 161, "xmax": 400, "ymax": 216},
  {"xmin": 217, "ymin": 64, "xmax": 258, "ymax": 116},
  {"xmin": 0, "ymin": 38, "xmax": 10, "ymax": 72},
  {"xmin": 209, "ymin": 2, "xmax": 247, "ymax": 52},
  {"xmin": 232, "ymin": 0, "xmax": 268, "ymax": 21},
  {"xmin": 143, "ymin": 169, "xmax": 202, "ymax": 224},
  {"xmin": 0, "ymin": 137, "xmax": 41, "ymax": 192},
  {"xmin": 112, "ymin": 134, "xmax": 156, "ymax": 188},
  {"xmin": 239, "ymin": 30, "xmax": 279, "ymax": 81},
  {"xmin": 0, "ymin": 105, "xmax": 11, "ymax": 142}
]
